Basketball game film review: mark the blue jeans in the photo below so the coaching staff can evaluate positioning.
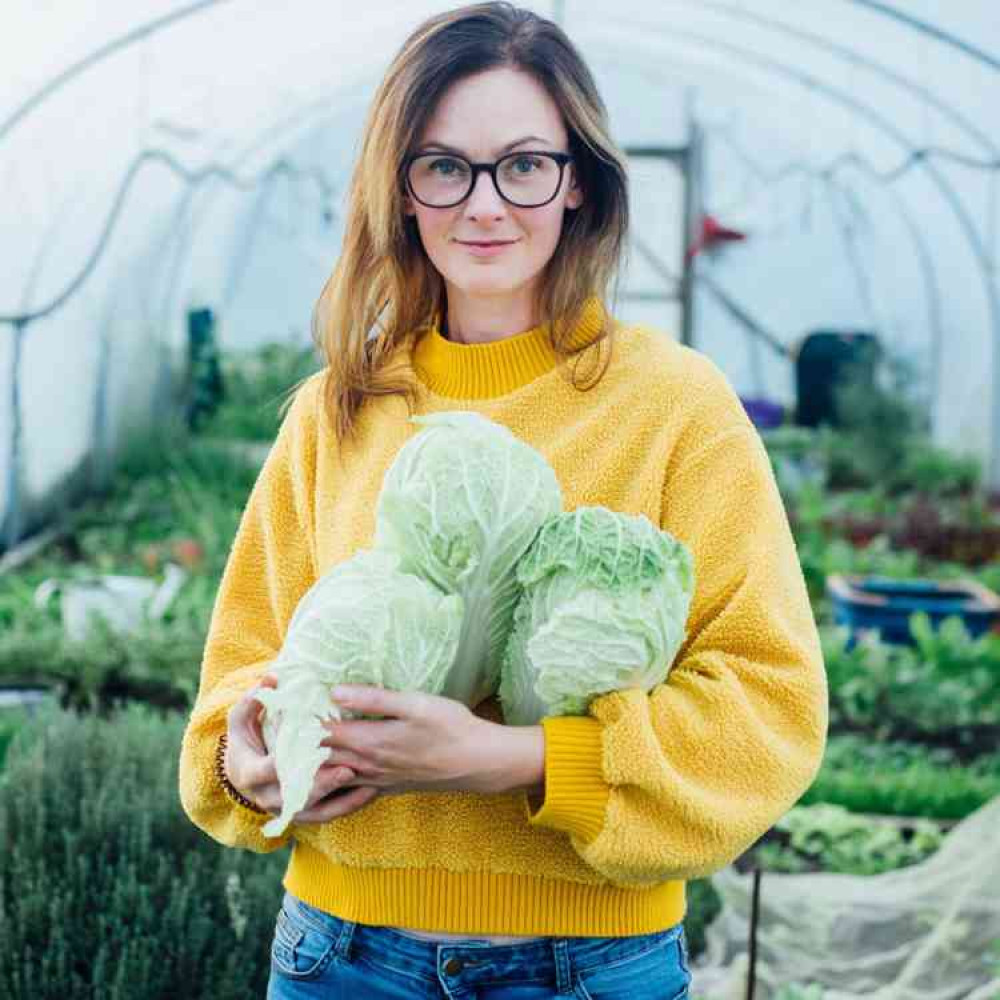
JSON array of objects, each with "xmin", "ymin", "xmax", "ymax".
[{"xmin": 267, "ymin": 890, "xmax": 691, "ymax": 999}]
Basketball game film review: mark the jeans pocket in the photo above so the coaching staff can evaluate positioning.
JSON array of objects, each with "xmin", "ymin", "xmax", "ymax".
[
  {"xmin": 575, "ymin": 929, "xmax": 691, "ymax": 1000},
  {"xmin": 270, "ymin": 903, "xmax": 338, "ymax": 981}
]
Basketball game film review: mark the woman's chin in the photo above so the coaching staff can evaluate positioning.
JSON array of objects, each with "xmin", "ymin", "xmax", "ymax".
[{"xmin": 448, "ymin": 273, "xmax": 526, "ymax": 297}]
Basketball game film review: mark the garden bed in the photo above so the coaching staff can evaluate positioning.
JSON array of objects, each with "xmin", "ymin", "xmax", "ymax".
[{"xmin": 2, "ymin": 341, "xmax": 999, "ymax": 994}]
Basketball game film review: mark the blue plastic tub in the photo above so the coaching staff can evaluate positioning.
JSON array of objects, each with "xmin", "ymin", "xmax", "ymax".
[{"xmin": 826, "ymin": 574, "xmax": 1000, "ymax": 646}]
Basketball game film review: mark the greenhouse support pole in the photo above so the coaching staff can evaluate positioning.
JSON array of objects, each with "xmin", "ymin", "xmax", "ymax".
[
  {"xmin": 1, "ymin": 320, "xmax": 26, "ymax": 551},
  {"xmin": 746, "ymin": 866, "xmax": 762, "ymax": 1000},
  {"xmin": 680, "ymin": 94, "xmax": 701, "ymax": 348}
]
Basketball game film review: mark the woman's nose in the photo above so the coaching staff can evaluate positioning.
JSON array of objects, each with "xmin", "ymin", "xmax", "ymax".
[{"xmin": 464, "ymin": 169, "xmax": 506, "ymax": 218}]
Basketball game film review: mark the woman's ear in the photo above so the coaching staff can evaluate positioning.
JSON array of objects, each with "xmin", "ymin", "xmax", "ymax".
[
  {"xmin": 403, "ymin": 194, "xmax": 416, "ymax": 217},
  {"xmin": 565, "ymin": 166, "xmax": 583, "ymax": 211}
]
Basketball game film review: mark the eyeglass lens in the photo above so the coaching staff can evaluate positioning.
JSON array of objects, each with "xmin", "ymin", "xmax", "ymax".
[{"xmin": 408, "ymin": 153, "xmax": 563, "ymax": 207}]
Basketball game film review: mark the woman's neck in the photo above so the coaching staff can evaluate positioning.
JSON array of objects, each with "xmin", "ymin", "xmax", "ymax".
[{"xmin": 443, "ymin": 288, "xmax": 538, "ymax": 345}]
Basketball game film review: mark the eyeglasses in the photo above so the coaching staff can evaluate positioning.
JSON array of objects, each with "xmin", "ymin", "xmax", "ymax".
[{"xmin": 405, "ymin": 151, "xmax": 573, "ymax": 208}]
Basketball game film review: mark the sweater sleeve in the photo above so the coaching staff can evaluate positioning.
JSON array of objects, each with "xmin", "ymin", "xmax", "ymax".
[
  {"xmin": 178, "ymin": 374, "xmax": 322, "ymax": 853},
  {"xmin": 523, "ymin": 419, "xmax": 828, "ymax": 888}
]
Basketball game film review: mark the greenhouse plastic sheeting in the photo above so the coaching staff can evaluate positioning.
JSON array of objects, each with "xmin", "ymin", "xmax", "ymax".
[
  {"xmin": 3, "ymin": 1, "xmax": 1000, "ymax": 545},
  {"xmin": 691, "ymin": 795, "xmax": 1000, "ymax": 1000}
]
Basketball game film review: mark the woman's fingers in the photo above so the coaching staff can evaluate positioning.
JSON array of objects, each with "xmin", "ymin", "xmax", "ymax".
[
  {"xmin": 304, "ymin": 765, "xmax": 359, "ymax": 807},
  {"xmin": 223, "ymin": 744, "xmax": 277, "ymax": 807},
  {"xmin": 294, "ymin": 784, "xmax": 381, "ymax": 824},
  {"xmin": 322, "ymin": 747, "xmax": 374, "ymax": 774},
  {"xmin": 226, "ymin": 674, "xmax": 383, "ymax": 823},
  {"xmin": 247, "ymin": 676, "xmax": 279, "ymax": 753},
  {"xmin": 227, "ymin": 675, "xmax": 278, "ymax": 756}
]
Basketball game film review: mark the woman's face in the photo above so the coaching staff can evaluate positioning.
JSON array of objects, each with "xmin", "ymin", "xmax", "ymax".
[{"xmin": 403, "ymin": 66, "xmax": 583, "ymax": 309}]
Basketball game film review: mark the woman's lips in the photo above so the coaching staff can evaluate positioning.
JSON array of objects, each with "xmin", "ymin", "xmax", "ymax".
[{"xmin": 456, "ymin": 239, "xmax": 518, "ymax": 257}]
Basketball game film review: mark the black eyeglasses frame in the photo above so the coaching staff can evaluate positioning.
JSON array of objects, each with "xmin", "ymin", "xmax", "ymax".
[{"xmin": 403, "ymin": 151, "xmax": 574, "ymax": 209}]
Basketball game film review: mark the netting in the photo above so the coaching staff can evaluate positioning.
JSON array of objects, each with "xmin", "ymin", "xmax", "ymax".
[{"xmin": 691, "ymin": 795, "xmax": 1000, "ymax": 1000}]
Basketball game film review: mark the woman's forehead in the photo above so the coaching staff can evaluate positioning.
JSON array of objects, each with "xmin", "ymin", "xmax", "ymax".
[{"xmin": 418, "ymin": 67, "xmax": 567, "ymax": 152}]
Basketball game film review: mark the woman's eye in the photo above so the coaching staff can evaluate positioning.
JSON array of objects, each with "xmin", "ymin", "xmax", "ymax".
[
  {"xmin": 511, "ymin": 156, "xmax": 541, "ymax": 173},
  {"xmin": 430, "ymin": 157, "xmax": 467, "ymax": 176}
]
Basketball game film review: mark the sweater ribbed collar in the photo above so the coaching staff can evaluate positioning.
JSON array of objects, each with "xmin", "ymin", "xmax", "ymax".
[{"xmin": 411, "ymin": 295, "xmax": 608, "ymax": 399}]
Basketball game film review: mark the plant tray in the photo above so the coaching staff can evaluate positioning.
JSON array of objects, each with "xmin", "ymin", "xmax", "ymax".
[{"xmin": 826, "ymin": 574, "xmax": 1000, "ymax": 645}]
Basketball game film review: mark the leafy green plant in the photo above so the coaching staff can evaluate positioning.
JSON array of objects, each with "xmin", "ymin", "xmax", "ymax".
[
  {"xmin": 757, "ymin": 803, "xmax": 943, "ymax": 875},
  {"xmin": 821, "ymin": 617, "xmax": 1000, "ymax": 745},
  {"xmin": 683, "ymin": 877, "xmax": 722, "ymax": 961},
  {"xmin": 0, "ymin": 707, "xmax": 33, "ymax": 771},
  {"xmin": 824, "ymin": 348, "xmax": 928, "ymax": 493},
  {"xmin": 0, "ymin": 610, "xmax": 204, "ymax": 712},
  {"xmin": 800, "ymin": 733, "xmax": 1000, "ymax": 819},
  {"xmin": 199, "ymin": 341, "xmax": 322, "ymax": 441},
  {"xmin": 898, "ymin": 440, "xmax": 982, "ymax": 498},
  {"xmin": 0, "ymin": 701, "xmax": 289, "ymax": 999},
  {"xmin": 0, "ymin": 422, "xmax": 265, "ymax": 707}
]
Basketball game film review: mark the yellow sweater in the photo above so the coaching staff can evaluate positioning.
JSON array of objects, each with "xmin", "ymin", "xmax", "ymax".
[{"xmin": 178, "ymin": 296, "xmax": 828, "ymax": 937}]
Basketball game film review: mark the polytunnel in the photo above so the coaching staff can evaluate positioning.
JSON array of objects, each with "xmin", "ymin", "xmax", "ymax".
[
  {"xmin": 2, "ymin": 0, "xmax": 999, "ymax": 549},
  {"xmin": 4, "ymin": 6, "xmax": 1000, "ymax": 1000}
]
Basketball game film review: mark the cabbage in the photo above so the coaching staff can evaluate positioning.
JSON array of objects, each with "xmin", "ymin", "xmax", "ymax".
[
  {"xmin": 374, "ymin": 412, "xmax": 562, "ymax": 707},
  {"xmin": 498, "ymin": 506, "xmax": 695, "ymax": 726},
  {"xmin": 249, "ymin": 414, "xmax": 692, "ymax": 838},
  {"xmin": 255, "ymin": 548, "xmax": 463, "ymax": 837}
]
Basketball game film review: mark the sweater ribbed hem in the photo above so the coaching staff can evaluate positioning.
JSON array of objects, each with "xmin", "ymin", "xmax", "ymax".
[
  {"xmin": 283, "ymin": 842, "xmax": 686, "ymax": 936},
  {"xmin": 525, "ymin": 716, "xmax": 609, "ymax": 844}
]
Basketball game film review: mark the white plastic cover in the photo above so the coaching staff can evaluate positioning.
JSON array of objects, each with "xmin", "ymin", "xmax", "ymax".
[
  {"xmin": 692, "ymin": 794, "xmax": 1000, "ymax": 1000},
  {"xmin": 2, "ymin": 1, "xmax": 998, "ymax": 523}
]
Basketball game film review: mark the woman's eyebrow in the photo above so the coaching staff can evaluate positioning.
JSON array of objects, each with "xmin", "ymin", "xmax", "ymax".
[{"xmin": 418, "ymin": 135, "xmax": 553, "ymax": 156}]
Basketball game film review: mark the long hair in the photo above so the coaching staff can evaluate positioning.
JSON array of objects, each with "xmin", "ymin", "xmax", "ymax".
[{"xmin": 300, "ymin": 1, "xmax": 629, "ymax": 450}]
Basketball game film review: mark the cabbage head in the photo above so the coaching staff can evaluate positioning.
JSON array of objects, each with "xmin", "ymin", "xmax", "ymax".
[
  {"xmin": 255, "ymin": 548, "xmax": 463, "ymax": 837},
  {"xmin": 498, "ymin": 506, "xmax": 695, "ymax": 726},
  {"xmin": 374, "ymin": 411, "xmax": 562, "ymax": 708}
]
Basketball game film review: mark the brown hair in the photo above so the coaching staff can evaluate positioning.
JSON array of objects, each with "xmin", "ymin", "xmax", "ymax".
[{"xmin": 297, "ymin": 1, "xmax": 629, "ymax": 450}]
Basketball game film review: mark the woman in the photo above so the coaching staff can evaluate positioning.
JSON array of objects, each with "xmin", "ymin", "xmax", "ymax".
[{"xmin": 179, "ymin": 4, "xmax": 828, "ymax": 998}]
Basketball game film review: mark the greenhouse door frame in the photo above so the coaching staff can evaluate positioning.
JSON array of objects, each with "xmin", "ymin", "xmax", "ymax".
[{"xmin": 622, "ymin": 121, "xmax": 703, "ymax": 347}]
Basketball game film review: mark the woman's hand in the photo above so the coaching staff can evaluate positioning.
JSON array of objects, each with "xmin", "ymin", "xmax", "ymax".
[
  {"xmin": 318, "ymin": 686, "xmax": 545, "ymax": 819},
  {"xmin": 224, "ymin": 674, "xmax": 380, "ymax": 824},
  {"xmin": 319, "ymin": 686, "xmax": 489, "ymax": 797}
]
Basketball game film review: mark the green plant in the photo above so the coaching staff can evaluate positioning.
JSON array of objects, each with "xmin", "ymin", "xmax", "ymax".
[
  {"xmin": 257, "ymin": 548, "xmax": 466, "ymax": 837},
  {"xmin": 0, "ymin": 579, "xmax": 210, "ymax": 712},
  {"xmin": 821, "ymin": 618, "xmax": 1000, "ymax": 745},
  {"xmin": 0, "ymin": 424, "xmax": 265, "ymax": 707},
  {"xmin": 683, "ymin": 877, "xmax": 722, "ymax": 961},
  {"xmin": 800, "ymin": 733, "xmax": 1000, "ymax": 819},
  {"xmin": 0, "ymin": 701, "xmax": 289, "ymax": 999},
  {"xmin": 824, "ymin": 348, "xmax": 928, "ymax": 493},
  {"xmin": 898, "ymin": 440, "xmax": 982, "ymax": 498},
  {"xmin": 257, "ymin": 412, "xmax": 564, "ymax": 829},
  {"xmin": 0, "ymin": 707, "xmax": 33, "ymax": 771},
  {"xmin": 200, "ymin": 341, "xmax": 322, "ymax": 441},
  {"xmin": 758, "ymin": 803, "xmax": 943, "ymax": 875}
]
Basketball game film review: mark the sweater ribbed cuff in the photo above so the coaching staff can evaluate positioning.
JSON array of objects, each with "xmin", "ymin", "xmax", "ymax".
[{"xmin": 524, "ymin": 716, "xmax": 610, "ymax": 844}]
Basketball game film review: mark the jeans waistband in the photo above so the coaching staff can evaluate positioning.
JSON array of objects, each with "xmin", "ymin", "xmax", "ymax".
[{"xmin": 281, "ymin": 889, "xmax": 683, "ymax": 989}]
